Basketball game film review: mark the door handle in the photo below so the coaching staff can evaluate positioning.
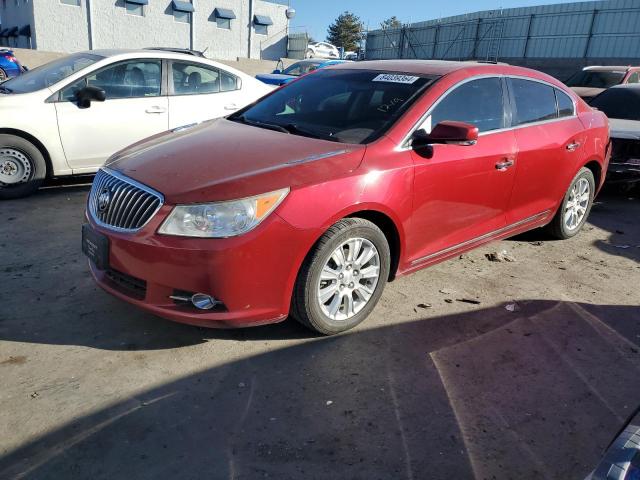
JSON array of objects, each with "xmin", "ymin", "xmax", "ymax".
[
  {"xmin": 495, "ymin": 159, "xmax": 515, "ymax": 171},
  {"xmin": 566, "ymin": 141, "xmax": 581, "ymax": 151},
  {"xmin": 145, "ymin": 106, "xmax": 166, "ymax": 114},
  {"xmin": 224, "ymin": 103, "xmax": 239, "ymax": 111}
]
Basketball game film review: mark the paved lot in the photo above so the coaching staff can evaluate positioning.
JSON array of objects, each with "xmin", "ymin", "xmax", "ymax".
[{"xmin": 1, "ymin": 183, "xmax": 639, "ymax": 480}]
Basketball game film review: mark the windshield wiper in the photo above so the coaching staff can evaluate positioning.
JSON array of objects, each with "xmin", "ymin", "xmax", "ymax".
[
  {"xmin": 283, "ymin": 123, "xmax": 339, "ymax": 142},
  {"xmin": 230, "ymin": 115, "xmax": 290, "ymax": 134}
]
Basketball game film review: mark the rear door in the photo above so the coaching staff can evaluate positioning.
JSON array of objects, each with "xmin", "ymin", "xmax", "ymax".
[
  {"xmin": 408, "ymin": 77, "xmax": 518, "ymax": 262},
  {"xmin": 167, "ymin": 60, "xmax": 244, "ymax": 129},
  {"xmin": 505, "ymin": 78, "xmax": 586, "ymax": 223},
  {"xmin": 55, "ymin": 58, "xmax": 168, "ymax": 171}
]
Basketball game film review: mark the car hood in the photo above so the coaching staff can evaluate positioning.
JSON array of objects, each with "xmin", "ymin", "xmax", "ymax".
[
  {"xmin": 570, "ymin": 86, "xmax": 605, "ymax": 99},
  {"xmin": 255, "ymin": 73, "xmax": 296, "ymax": 85},
  {"xmin": 106, "ymin": 118, "xmax": 366, "ymax": 204},
  {"xmin": 609, "ymin": 118, "xmax": 640, "ymax": 140}
]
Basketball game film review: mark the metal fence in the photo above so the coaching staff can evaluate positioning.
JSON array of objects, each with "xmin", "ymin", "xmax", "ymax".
[
  {"xmin": 288, "ymin": 32, "xmax": 309, "ymax": 59},
  {"xmin": 365, "ymin": 0, "xmax": 640, "ymax": 61}
]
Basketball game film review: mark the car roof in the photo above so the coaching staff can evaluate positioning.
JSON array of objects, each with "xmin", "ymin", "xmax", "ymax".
[
  {"xmin": 89, "ymin": 48, "xmax": 203, "ymax": 60},
  {"xmin": 329, "ymin": 59, "xmax": 521, "ymax": 76},
  {"xmin": 583, "ymin": 65, "xmax": 635, "ymax": 71},
  {"xmin": 608, "ymin": 83, "xmax": 640, "ymax": 90}
]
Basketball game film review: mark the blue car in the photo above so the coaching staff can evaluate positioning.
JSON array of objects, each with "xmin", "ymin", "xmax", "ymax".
[
  {"xmin": 0, "ymin": 48, "xmax": 24, "ymax": 82},
  {"xmin": 255, "ymin": 59, "xmax": 348, "ymax": 86}
]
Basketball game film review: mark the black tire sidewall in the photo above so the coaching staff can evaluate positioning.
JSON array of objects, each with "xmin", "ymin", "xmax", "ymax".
[
  {"xmin": 556, "ymin": 168, "xmax": 596, "ymax": 239},
  {"xmin": 297, "ymin": 220, "xmax": 390, "ymax": 335},
  {"xmin": 0, "ymin": 134, "xmax": 46, "ymax": 199}
]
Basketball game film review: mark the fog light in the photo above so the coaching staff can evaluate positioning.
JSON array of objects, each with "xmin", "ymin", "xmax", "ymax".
[{"xmin": 191, "ymin": 293, "xmax": 218, "ymax": 310}]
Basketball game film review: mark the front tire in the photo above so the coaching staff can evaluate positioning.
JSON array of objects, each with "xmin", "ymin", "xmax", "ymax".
[
  {"xmin": 291, "ymin": 218, "xmax": 390, "ymax": 335},
  {"xmin": 0, "ymin": 134, "xmax": 47, "ymax": 200},
  {"xmin": 547, "ymin": 167, "xmax": 595, "ymax": 239}
]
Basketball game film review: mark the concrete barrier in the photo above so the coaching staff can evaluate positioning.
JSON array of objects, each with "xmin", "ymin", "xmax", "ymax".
[{"xmin": 11, "ymin": 48, "xmax": 297, "ymax": 77}]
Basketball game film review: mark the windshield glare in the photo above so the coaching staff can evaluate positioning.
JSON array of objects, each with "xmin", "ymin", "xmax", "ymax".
[
  {"xmin": 590, "ymin": 89, "xmax": 640, "ymax": 121},
  {"xmin": 2, "ymin": 53, "xmax": 102, "ymax": 94},
  {"xmin": 232, "ymin": 69, "xmax": 436, "ymax": 144},
  {"xmin": 566, "ymin": 70, "xmax": 626, "ymax": 89}
]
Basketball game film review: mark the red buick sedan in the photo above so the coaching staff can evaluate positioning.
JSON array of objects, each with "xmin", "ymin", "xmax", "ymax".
[{"xmin": 83, "ymin": 60, "xmax": 609, "ymax": 335}]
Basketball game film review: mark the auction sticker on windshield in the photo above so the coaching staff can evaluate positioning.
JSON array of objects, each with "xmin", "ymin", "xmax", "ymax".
[{"xmin": 372, "ymin": 74, "xmax": 420, "ymax": 84}]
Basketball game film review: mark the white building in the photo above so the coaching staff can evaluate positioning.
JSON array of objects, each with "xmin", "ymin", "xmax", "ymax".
[{"xmin": 0, "ymin": 0, "xmax": 291, "ymax": 60}]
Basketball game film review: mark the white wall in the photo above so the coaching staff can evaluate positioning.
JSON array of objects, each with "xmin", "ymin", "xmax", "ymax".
[{"xmin": 6, "ymin": 0, "xmax": 289, "ymax": 59}]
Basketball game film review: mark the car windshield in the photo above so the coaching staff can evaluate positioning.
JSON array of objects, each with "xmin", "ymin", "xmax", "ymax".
[
  {"xmin": 229, "ymin": 69, "xmax": 437, "ymax": 144},
  {"xmin": 565, "ymin": 70, "xmax": 626, "ymax": 88},
  {"xmin": 590, "ymin": 88, "xmax": 640, "ymax": 121},
  {"xmin": 1, "ymin": 52, "xmax": 103, "ymax": 94},
  {"xmin": 283, "ymin": 62, "xmax": 322, "ymax": 77}
]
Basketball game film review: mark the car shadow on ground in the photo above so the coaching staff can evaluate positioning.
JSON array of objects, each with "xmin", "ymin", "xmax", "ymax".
[{"xmin": 1, "ymin": 300, "xmax": 639, "ymax": 480}]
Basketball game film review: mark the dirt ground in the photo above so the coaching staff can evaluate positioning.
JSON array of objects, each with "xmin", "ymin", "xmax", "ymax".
[{"xmin": 1, "ymin": 183, "xmax": 639, "ymax": 480}]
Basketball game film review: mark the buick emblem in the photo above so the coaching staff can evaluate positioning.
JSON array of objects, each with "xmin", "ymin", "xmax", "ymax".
[{"xmin": 97, "ymin": 188, "xmax": 111, "ymax": 212}]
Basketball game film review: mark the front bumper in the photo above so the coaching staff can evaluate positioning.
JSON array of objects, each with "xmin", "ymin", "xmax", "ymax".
[{"xmin": 87, "ymin": 206, "xmax": 318, "ymax": 328}]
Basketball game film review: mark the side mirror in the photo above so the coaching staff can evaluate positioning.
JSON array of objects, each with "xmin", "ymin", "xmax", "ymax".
[
  {"xmin": 412, "ymin": 121, "xmax": 479, "ymax": 149},
  {"xmin": 75, "ymin": 85, "xmax": 106, "ymax": 109}
]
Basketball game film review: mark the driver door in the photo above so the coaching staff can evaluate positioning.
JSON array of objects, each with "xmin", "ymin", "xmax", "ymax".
[
  {"xmin": 54, "ymin": 59, "xmax": 168, "ymax": 172},
  {"xmin": 408, "ymin": 77, "xmax": 518, "ymax": 263}
]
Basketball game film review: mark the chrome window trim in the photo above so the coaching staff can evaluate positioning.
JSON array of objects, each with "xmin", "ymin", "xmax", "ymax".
[
  {"xmin": 397, "ymin": 73, "xmax": 578, "ymax": 151},
  {"xmin": 88, "ymin": 167, "xmax": 164, "ymax": 233}
]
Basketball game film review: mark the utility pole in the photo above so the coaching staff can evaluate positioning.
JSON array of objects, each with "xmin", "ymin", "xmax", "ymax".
[{"xmin": 247, "ymin": 0, "xmax": 254, "ymax": 58}]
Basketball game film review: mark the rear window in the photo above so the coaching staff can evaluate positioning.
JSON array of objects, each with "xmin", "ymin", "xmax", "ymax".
[
  {"xmin": 230, "ymin": 69, "xmax": 437, "ymax": 144},
  {"xmin": 590, "ymin": 88, "xmax": 640, "ymax": 121},
  {"xmin": 511, "ymin": 79, "xmax": 557, "ymax": 125},
  {"xmin": 565, "ymin": 70, "xmax": 626, "ymax": 88}
]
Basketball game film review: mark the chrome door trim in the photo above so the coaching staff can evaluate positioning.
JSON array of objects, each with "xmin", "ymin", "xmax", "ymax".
[{"xmin": 410, "ymin": 210, "xmax": 552, "ymax": 266}]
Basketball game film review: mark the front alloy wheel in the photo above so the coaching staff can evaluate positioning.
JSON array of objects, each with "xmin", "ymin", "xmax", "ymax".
[
  {"xmin": 0, "ymin": 134, "xmax": 47, "ymax": 200},
  {"xmin": 292, "ymin": 218, "xmax": 390, "ymax": 335}
]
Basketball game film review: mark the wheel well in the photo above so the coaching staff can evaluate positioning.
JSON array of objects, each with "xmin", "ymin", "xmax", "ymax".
[
  {"xmin": 347, "ymin": 210, "xmax": 401, "ymax": 281},
  {"xmin": 0, "ymin": 128, "xmax": 53, "ymax": 178},
  {"xmin": 584, "ymin": 160, "xmax": 602, "ymax": 188}
]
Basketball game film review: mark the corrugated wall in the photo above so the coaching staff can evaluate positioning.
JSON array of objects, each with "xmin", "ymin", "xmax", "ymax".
[{"xmin": 366, "ymin": 0, "xmax": 640, "ymax": 62}]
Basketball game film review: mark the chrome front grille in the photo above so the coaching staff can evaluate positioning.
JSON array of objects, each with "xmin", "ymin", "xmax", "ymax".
[{"xmin": 88, "ymin": 168, "xmax": 163, "ymax": 232}]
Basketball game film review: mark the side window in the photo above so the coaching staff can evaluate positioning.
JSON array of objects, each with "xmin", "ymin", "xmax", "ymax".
[
  {"xmin": 172, "ymin": 62, "xmax": 220, "ymax": 95},
  {"xmin": 555, "ymin": 89, "xmax": 575, "ymax": 118},
  {"xmin": 60, "ymin": 60, "xmax": 161, "ymax": 101},
  {"xmin": 220, "ymin": 70, "xmax": 239, "ymax": 92},
  {"xmin": 511, "ymin": 78, "xmax": 557, "ymax": 125},
  {"xmin": 627, "ymin": 72, "xmax": 640, "ymax": 84},
  {"xmin": 428, "ymin": 77, "xmax": 505, "ymax": 133}
]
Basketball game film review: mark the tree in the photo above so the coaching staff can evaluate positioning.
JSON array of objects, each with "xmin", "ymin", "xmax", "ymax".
[
  {"xmin": 380, "ymin": 16, "xmax": 402, "ymax": 30},
  {"xmin": 326, "ymin": 11, "xmax": 364, "ymax": 51}
]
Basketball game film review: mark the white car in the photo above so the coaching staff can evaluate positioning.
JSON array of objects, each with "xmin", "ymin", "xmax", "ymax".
[
  {"xmin": 0, "ymin": 49, "xmax": 272, "ymax": 199},
  {"xmin": 305, "ymin": 42, "xmax": 339, "ymax": 59}
]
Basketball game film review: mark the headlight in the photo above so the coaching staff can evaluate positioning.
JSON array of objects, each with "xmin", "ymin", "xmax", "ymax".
[{"xmin": 158, "ymin": 188, "xmax": 289, "ymax": 238}]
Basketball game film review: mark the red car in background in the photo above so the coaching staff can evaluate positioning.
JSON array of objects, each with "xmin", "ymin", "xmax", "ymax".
[{"xmin": 82, "ymin": 60, "xmax": 609, "ymax": 335}]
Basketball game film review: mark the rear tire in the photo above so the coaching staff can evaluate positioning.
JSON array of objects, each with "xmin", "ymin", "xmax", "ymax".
[
  {"xmin": 0, "ymin": 68, "xmax": 7, "ymax": 82},
  {"xmin": 0, "ymin": 134, "xmax": 47, "ymax": 200},
  {"xmin": 547, "ymin": 167, "xmax": 595, "ymax": 239},
  {"xmin": 291, "ymin": 218, "xmax": 390, "ymax": 335}
]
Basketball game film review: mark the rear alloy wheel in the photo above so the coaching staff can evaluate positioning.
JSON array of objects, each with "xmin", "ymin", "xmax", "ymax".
[
  {"xmin": 291, "ymin": 218, "xmax": 390, "ymax": 335},
  {"xmin": 548, "ymin": 167, "xmax": 595, "ymax": 239},
  {"xmin": 0, "ymin": 135, "xmax": 47, "ymax": 200},
  {"xmin": 0, "ymin": 68, "xmax": 7, "ymax": 82}
]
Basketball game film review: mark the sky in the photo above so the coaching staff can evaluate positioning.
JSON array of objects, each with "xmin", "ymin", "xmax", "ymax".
[{"xmin": 288, "ymin": 0, "xmax": 591, "ymax": 41}]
